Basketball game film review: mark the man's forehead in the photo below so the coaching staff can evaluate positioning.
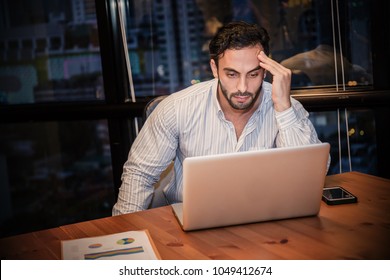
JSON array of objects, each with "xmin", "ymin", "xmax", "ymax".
[
  {"xmin": 218, "ymin": 46, "xmax": 263, "ymax": 71},
  {"xmin": 221, "ymin": 45, "xmax": 262, "ymax": 58},
  {"xmin": 220, "ymin": 44, "xmax": 263, "ymax": 57}
]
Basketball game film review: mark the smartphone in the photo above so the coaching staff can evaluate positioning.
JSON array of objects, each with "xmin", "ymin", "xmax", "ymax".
[{"xmin": 322, "ymin": 186, "xmax": 358, "ymax": 205}]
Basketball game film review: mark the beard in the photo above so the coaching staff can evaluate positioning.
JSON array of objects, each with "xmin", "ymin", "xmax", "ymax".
[{"xmin": 218, "ymin": 79, "xmax": 262, "ymax": 110}]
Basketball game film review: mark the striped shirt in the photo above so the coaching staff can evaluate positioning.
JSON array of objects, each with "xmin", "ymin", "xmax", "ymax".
[{"xmin": 112, "ymin": 79, "xmax": 322, "ymax": 215}]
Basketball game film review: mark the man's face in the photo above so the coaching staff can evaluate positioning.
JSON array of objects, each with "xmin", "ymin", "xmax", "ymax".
[{"xmin": 210, "ymin": 46, "xmax": 265, "ymax": 111}]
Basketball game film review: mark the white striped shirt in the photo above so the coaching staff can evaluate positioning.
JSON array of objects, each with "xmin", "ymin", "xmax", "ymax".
[{"xmin": 112, "ymin": 79, "xmax": 322, "ymax": 215}]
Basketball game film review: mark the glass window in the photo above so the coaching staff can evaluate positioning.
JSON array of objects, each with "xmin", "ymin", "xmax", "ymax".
[
  {"xmin": 121, "ymin": 0, "xmax": 373, "ymax": 96},
  {"xmin": 35, "ymin": 38, "xmax": 47, "ymax": 53},
  {"xmin": 0, "ymin": 120, "xmax": 115, "ymax": 237},
  {"xmin": 309, "ymin": 109, "xmax": 377, "ymax": 175},
  {"xmin": 0, "ymin": 1, "xmax": 117, "ymax": 237},
  {"xmin": 0, "ymin": 0, "xmax": 104, "ymax": 104}
]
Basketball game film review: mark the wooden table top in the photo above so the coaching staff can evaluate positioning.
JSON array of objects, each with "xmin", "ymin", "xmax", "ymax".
[{"xmin": 1, "ymin": 171, "xmax": 389, "ymax": 260}]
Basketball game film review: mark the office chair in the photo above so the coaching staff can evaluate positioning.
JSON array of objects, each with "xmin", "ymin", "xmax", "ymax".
[
  {"xmin": 143, "ymin": 95, "xmax": 174, "ymax": 209},
  {"xmin": 143, "ymin": 95, "xmax": 169, "ymax": 120}
]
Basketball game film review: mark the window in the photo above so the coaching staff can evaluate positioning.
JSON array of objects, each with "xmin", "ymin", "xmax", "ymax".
[
  {"xmin": 0, "ymin": 0, "xmax": 104, "ymax": 104},
  {"xmin": 309, "ymin": 109, "xmax": 377, "ymax": 175},
  {"xmin": 35, "ymin": 38, "xmax": 47, "ymax": 53},
  {"xmin": 0, "ymin": 0, "xmax": 114, "ymax": 238},
  {"xmin": 122, "ymin": 0, "xmax": 373, "ymax": 94},
  {"xmin": 50, "ymin": 37, "xmax": 61, "ymax": 50},
  {"xmin": 0, "ymin": 120, "xmax": 115, "ymax": 237}
]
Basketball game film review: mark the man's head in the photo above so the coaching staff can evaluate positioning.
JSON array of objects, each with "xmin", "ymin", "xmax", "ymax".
[
  {"xmin": 209, "ymin": 21, "xmax": 270, "ymax": 67},
  {"xmin": 209, "ymin": 22, "xmax": 270, "ymax": 111}
]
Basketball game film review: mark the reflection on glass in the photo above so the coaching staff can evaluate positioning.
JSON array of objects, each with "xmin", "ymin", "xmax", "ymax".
[
  {"xmin": 0, "ymin": 120, "xmax": 114, "ymax": 237},
  {"xmin": 278, "ymin": 0, "xmax": 373, "ymax": 87},
  {"xmin": 0, "ymin": 0, "xmax": 104, "ymax": 104},
  {"xmin": 122, "ymin": 0, "xmax": 372, "ymax": 94},
  {"xmin": 281, "ymin": 44, "xmax": 372, "ymax": 87}
]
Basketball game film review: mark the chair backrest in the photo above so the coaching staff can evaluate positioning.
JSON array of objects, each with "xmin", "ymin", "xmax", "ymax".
[
  {"xmin": 143, "ymin": 95, "xmax": 168, "ymax": 119},
  {"xmin": 142, "ymin": 95, "xmax": 172, "ymax": 209}
]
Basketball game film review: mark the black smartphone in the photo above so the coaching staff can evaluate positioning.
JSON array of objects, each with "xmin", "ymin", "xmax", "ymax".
[{"xmin": 322, "ymin": 186, "xmax": 358, "ymax": 205}]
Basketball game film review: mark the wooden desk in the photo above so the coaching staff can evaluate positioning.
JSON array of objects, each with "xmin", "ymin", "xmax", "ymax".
[{"xmin": 1, "ymin": 172, "xmax": 389, "ymax": 260}]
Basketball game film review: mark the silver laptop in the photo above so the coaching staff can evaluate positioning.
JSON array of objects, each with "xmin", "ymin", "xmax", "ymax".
[{"xmin": 171, "ymin": 143, "xmax": 330, "ymax": 231}]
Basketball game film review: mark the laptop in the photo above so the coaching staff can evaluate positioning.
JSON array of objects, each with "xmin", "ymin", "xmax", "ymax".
[{"xmin": 171, "ymin": 143, "xmax": 330, "ymax": 231}]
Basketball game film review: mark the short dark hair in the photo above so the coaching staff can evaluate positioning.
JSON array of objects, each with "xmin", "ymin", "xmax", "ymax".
[{"xmin": 209, "ymin": 21, "xmax": 270, "ymax": 65}]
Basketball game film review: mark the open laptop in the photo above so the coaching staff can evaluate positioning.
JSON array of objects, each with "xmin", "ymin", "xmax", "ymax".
[{"xmin": 171, "ymin": 143, "xmax": 330, "ymax": 231}]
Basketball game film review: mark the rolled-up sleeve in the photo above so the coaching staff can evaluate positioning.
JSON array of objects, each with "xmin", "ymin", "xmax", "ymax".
[{"xmin": 275, "ymin": 100, "xmax": 321, "ymax": 147}]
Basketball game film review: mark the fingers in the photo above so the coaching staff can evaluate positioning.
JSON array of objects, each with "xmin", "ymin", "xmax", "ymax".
[
  {"xmin": 258, "ymin": 51, "xmax": 292, "ymax": 112},
  {"xmin": 258, "ymin": 51, "xmax": 291, "ymax": 79}
]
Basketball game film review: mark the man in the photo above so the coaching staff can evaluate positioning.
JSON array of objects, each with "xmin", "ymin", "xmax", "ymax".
[{"xmin": 112, "ymin": 21, "xmax": 322, "ymax": 215}]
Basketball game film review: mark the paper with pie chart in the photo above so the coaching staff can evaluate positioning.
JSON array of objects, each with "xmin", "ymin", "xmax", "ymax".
[{"xmin": 61, "ymin": 230, "xmax": 160, "ymax": 260}]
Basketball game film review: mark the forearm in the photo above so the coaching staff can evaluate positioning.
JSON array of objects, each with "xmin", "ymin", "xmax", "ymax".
[{"xmin": 112, "ymin": 164, "xmax": 156, "ymax": 215}]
